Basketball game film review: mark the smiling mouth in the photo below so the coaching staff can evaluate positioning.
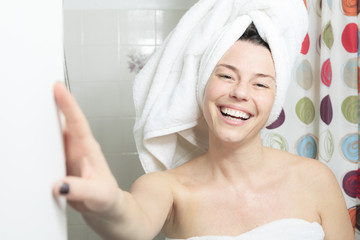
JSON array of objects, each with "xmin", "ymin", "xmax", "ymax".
[{"xmin": 220, "ymin": 107, "xmax": 251, "ymax": 121}]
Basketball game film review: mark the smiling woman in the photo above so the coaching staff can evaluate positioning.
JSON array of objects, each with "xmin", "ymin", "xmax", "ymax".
[
  {"xmin": 203, "ymin": 40, "xmax": 276, "ymax": 144},
  {"xmin": 58, "ymin": 0, "xmax": 354, "ymax": 239}
]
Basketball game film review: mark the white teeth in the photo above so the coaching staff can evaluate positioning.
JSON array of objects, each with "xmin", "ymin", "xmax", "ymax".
[{"xmin": 221, "ymin": 107, "xmax": 250, "ymax": 120}]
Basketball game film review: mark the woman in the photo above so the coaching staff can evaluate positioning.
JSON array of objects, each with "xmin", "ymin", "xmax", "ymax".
[{"xmin": 53, "ymin": 1, "xmax": 354, "ymax": 239}]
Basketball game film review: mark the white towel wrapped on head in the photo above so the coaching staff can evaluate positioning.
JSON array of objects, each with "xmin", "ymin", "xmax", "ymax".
[{"xmin": 133, "ymin": 0, "xmax": 309, "ymax": 173}]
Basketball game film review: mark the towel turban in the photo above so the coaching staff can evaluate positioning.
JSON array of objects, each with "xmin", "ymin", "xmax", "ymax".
[{"xmin": 133, "ymin": 0, "xmax": 309, "ymax": 172}]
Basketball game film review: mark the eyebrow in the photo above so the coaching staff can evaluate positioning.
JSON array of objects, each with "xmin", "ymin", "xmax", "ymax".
[{"xmin": 215, "ymin": 63, "xmax": 275, "ymax": 81}]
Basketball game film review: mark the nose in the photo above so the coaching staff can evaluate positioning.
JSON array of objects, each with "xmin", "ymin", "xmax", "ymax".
[{"xmin": 229, "ymin": 82, "xmax": 250, "ymax": 101}]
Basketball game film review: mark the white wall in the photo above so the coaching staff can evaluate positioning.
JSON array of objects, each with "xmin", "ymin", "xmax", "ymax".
[{"xmin": 0, "ymin": 1, "xmax": 66, "ymax": 239}]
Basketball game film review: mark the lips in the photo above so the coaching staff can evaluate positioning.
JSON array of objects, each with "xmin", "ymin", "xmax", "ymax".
[{"xmin": 220, "ymin": 107, "xmax": 251, "ymax": 121}]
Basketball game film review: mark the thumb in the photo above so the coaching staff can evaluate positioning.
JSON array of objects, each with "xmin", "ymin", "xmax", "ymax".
[
  {"xmin": 53, "ymin": 177, "xmax": 120, "ymax": 213},
  {"xmin": 53, "ymin": 176, "xmax": 95, "ymax": 202},
  {"xmin": 53, "ymin": 157, "xmax": 96, "ymax": 201}
]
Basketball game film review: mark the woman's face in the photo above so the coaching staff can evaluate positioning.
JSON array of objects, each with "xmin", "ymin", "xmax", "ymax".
[{"xmin": 202, "ymin": 40, "xmax": 276, "ymax": 144}]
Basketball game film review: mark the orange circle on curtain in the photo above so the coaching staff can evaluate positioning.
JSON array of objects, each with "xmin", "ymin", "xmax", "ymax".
[
  {"xmin": 303, "ymin": 0, "xmax": 307, "ymax": 9},
  {"xmin": 348, "ymin": 207, "xmax": 356, "ymax": 233},
  {"xmin": 342, "ymin": 0, "xmax": 357, "ymax": 16}
]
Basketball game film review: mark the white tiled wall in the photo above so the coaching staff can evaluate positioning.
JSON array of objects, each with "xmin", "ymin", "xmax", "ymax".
[{"xmin": 64, "ymin": 7, "xmax": 187, "ymax": 240}]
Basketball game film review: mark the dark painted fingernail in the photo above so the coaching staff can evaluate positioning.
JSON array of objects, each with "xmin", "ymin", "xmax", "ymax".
[{"xmin": 59, "ymin": 183, "xmax": 70, "ymax": 195}]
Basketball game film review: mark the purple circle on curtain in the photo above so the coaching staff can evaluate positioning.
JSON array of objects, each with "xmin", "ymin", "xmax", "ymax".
[
  {"xmin": 342, "ymin": 170, "xmax": 360, "ymax": 198},
  {"xmin": 266, "ymin": 108, "xmax": 285, "ymax": 129},
  {"xmin": 342, "ymin": 23, "xmax": 358, "ymax": 53},
  {"xmin": 320, "ymin": 95, "xmax": 333, "ymax": 125},
  {"xmin": 316, "ymin": 34, "xmax": 322, "ymax": 55},
  {"xmin": 321, "ymin": 59, "xmax": 332, "ymax": 87}
]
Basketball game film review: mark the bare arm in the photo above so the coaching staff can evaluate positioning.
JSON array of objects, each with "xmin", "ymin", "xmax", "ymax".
[
  {"xmin": 312, "ymin": 162, "xmax": 354, "ymax": 240},
  {"xmin": 52, "ymin": 82, "xmax": 173, "ymax": 240}
]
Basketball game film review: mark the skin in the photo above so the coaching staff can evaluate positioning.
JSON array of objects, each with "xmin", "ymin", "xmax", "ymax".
[{"xmin": 53, "ymin": 40, "xmax": 354, "ymax": 240}]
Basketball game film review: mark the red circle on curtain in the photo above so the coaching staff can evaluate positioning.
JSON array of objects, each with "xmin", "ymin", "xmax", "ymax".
[
  {"xmin": 342, "ymin": 169, "xmax": 360, "ymax": 198},
  {"xmin": 301, "ymin": 34, "xmax": 310, "ymax": 55},
  {"xmin": 342, "ymin": 23, "xmax": 358, "ymax": 53},
  {"xmin": 321, "ymin": 58, "xmax": 332, "ymax": 87}
]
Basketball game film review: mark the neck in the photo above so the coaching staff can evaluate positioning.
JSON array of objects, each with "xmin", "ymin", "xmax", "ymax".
[{"xmin": 205, "ymin": 132, "xmax": 268, "ymax": 183}]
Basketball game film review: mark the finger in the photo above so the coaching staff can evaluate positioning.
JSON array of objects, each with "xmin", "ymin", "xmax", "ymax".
[
  {"xmin": 53, "ymin": 177, "xmax": 119, "ymax": 213},
  {"xmin": 53, "ymin": 177, "xmax": 92, "ymax": 201},
  {"xmin": 53, "ymin": 82, "xmax": 93, "ymax": 139}
]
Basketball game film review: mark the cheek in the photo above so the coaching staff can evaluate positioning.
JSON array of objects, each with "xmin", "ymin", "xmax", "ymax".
[
  {"xmin": 202, "ymin": 80, "xmax": 217, "ymax": 107},
  {"xmin": 257, "ymin": 91, "xmax": 276, "ymax": 113},
  {"xmin": 204, "ymin": 80, "xmax": 228, "ymax": 99},
  {"xmin": 202, "ymin": 82, "xmax": 222, "ymax": 123},
  {"xmin": 202, "ymin": 92, "xmax": 214, "ymax": 124}
]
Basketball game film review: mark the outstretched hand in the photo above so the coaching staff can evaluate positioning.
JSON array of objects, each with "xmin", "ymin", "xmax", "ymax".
[{"xmin": 53, "ymin": 82, "xmax": 120, "ymax": 215}]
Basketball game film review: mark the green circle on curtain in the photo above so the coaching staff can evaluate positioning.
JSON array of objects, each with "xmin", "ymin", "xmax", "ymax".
[
  {"xmin": 343, "ymin": 58, "xmax": 357, "ymax": 89},
  {"xmin": 319, "ymin": 129, "xmax": 334, "ymax": 162},
  {"xmin": 341, "ymin": 96, "xmax": 358, "ymax": 124},
  {"xmin": 323, "ymin": 21, "xmax": 334, "ymax": 49},
  {"xmin": 296, "ymin": 97, "xmax": 315, "ymax": 124},
  {"xmin": 262, "ymin": 132, "xmax": 288, "ymax": 151},
  {"xmin": 296, "ymin": 59, "xmax": 313, "ymax": 90}
]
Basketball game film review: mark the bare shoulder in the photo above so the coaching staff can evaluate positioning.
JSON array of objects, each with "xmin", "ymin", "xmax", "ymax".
[
  {"xmin": 268, "ymin": 148, "xmax": 336, "ymax": 185},
  {"xmin": 267, "ymin": 148, "xmax": 340, "ymax": 204},
  {"xmin": 269, "ymin": 149, "xmax": 353, "ymax": 239},
  {"xmin": 130, "ymin": 170, "xmax": 177, "ymax": 194},
  {"xmin": 288, "ymin": 152, "xmax": 338, "ymax": 189}
]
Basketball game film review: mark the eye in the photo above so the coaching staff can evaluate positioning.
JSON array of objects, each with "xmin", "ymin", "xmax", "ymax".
[
  {"xmin": 255, "ymin": 83, "xmax": 269, "ymax": 88},
  {"xmin": 217, "ymin": 74, "xmax": 233, "ymax": 80}
]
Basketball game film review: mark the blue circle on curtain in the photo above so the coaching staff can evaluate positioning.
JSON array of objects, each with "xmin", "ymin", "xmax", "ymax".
[
  {"xmin": 342, "ymin": 58, "xmax": 357, "ymax": 89},
  {"xmin": 327, "ymin": 0, "xmax": 332, "ymax": 9},
  {"xmin": 340, "ymin": 133, "xmax": 359, "ymax": 163},
  {"xmin": 296, "ymin": 134, "xmax": 318, "ymax": 159}
]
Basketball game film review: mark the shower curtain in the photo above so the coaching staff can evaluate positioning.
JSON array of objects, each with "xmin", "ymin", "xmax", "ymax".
[{"xmin": 261, "ymin": 0, "xmax": 359, "ymax": 237}]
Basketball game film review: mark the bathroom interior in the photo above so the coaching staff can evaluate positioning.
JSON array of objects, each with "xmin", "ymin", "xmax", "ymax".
[
  {"xmin": 1, "ymin": 0, "xmax": 357, "ymax": 239},
  {"xmin": 64, "ymin": 0, "xmax": 358, "ymax": 238}
]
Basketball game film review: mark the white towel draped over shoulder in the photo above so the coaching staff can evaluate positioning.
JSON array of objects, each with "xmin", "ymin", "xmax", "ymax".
[
  {"xmin": 133, "ymin": 0, "xmax": 309, "ymax": 173},
  {"xmin": 164, "ymin": 219, "xmax": 325, "ymax": 240}
]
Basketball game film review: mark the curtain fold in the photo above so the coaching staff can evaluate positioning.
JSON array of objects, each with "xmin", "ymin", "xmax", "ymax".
[{"xmin": 262, "ymin": 0, "xmax": 359, "ymax": 237}]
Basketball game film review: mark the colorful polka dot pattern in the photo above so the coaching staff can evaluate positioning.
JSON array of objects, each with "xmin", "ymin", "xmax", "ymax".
[{"xmin": 262, "ymin": 0, "xmax": 358, "ymax": 234}]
